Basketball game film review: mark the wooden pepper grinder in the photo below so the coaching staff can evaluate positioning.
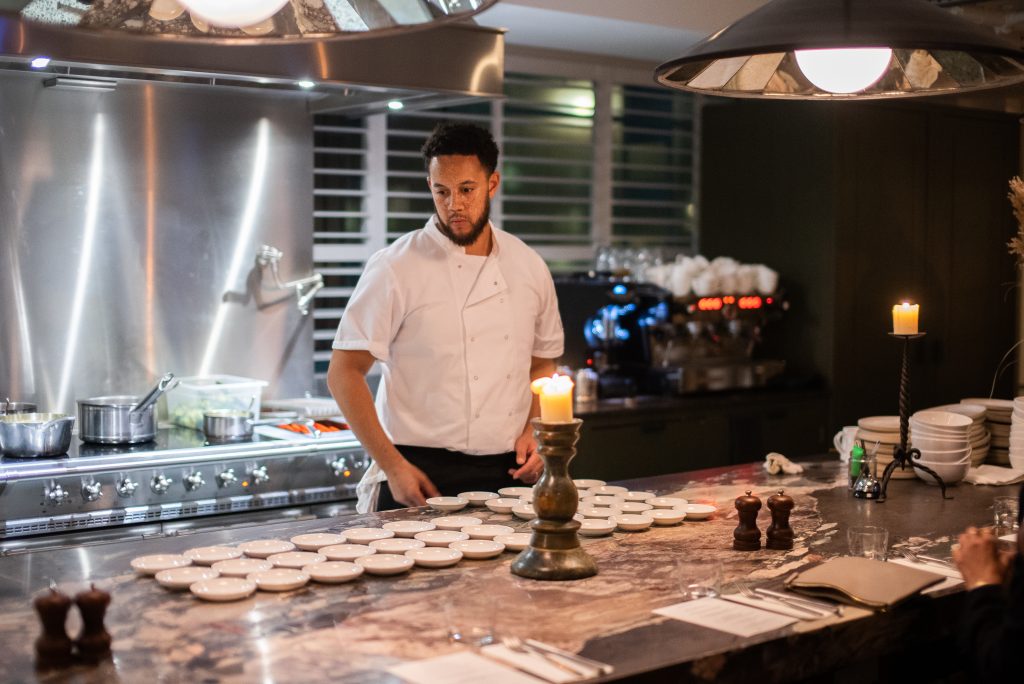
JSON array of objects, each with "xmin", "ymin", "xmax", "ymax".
[
  {"xmin": 74, "ymin": 584, "xmax": 112, "ymax": 663},
  {"xmin": 733, "ymin": 490, "xmax": 762, "ymax": 550},
  {"xmin": 766, "ymin": 489, "xmax": 795, "ymax": 550},
  {"xmin": 34, "ymin": 587, "xmax": 74, "ymax": 669}
]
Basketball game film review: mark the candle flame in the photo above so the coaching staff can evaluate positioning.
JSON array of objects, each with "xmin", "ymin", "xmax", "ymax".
[{"xmin": 531, "ymin": 373, "xmax": 574, "ymax": 395}]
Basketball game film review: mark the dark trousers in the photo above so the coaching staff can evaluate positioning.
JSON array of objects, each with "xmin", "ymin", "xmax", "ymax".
[{"xmin": 376, "ymin": 444, "xmax": 519, "ymax": 511}]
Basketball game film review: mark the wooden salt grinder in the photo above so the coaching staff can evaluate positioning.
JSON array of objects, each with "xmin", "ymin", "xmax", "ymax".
[
  {"xmin": 34, "ymin": 588, "xmax": 74, "ymax": 669},
  {"xmin": 733, "ymin": 490, "xmax": 762, "ymax": 551},
  {"xmin": 75, "ymin": 584, "xmax": 112, "ymax": 663},
  {"xmin": 766, "ymin": 489, "xmax": 795, "ymax": 550}
]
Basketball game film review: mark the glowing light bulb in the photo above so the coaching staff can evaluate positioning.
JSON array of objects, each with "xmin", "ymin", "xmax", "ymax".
[
  {"xmin": 180, "ymin": 0, "xmax": 289, "ymax": 28},
  {"xmin": 795, "ymin": 47, "xmax": 893, "ymax": 94}
]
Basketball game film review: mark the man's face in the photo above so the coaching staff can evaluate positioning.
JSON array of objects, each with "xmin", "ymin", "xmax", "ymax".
[{"xmin": 427, "ymin": 154, "xmax": 500, "ymax": 247}]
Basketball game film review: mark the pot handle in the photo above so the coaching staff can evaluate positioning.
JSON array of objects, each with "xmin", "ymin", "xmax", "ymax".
[{"xmin": 131, "ymin": 372, "xmax": 179, "ymax": 416}]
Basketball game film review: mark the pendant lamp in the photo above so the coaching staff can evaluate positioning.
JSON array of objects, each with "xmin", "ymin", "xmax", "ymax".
[{"xmin": 654, "ymin": 0, "xmax": 1024, "ymax": 99}]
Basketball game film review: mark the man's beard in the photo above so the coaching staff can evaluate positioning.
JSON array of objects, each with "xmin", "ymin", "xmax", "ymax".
[{"xmin": 436, "ymin": 199, "xmax": 490, "ymax": 247}]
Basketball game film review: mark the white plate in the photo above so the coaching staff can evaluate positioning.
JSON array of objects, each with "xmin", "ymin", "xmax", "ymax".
[
  {"xmin": 248, "ymin": 568, "xmax": 310, "ymax": 592},
  {"xmin": 415, "ymin": 530, "xmax": 470, "ymax": 547},
  {"xmin": 857, "ymin": 415, "xmax": 900, "ymax": 431},
  {"xmin": 268, "ymin": 551, "xmax": 326, "ymax": 569},
  {"xmin": 211, "ymin": 558, "xmax": 273, "ymax": 578},
  {"xmin": 650, "ymin": 509, "xmax": 686, "ymax": 525},
  {"xmin": 449, "ymin": 539, "xmax": 505, "ymax": 559},
  {"xmin": 155, "ymin": 566, "xmax": 219, "ymax": 590},
  {"xmin": 320, "ymin": 543, "xmax": 377, "ymax": 561},
  {"xmin": 962, "ymin": 398, "xmax": 1014, "ymax": 410},
  {"xmin": 612, "ymin": 514, "xmax": 654, "ymax": 531},
  {"xmin": 462, "ymin": 524, "xmax": 515, "ymax": 539},
  {"xmin": 578, "ymin": 519, "xmax": 615, "ymax": 536},
  {"xmin": 578, "ymin": 506, "xmax": 616, "ymax": 518},
  {"xmin": 190, "ymin": 577, "xmax": 256, "ymax": 602},
  {"xmin": 683, "ymin": 503, "xmax": 717, "ymax": 520},
  {"xmin": 512, "ymin": 504, "xmax": 536, "ymax": 520},
  {"xmin": 382, "ymin": 521, "xmax": 436, "ymax": 538},
  {"xmin": 492, "ymin": 532, "xmax": 532, "ymax": 551},
  {"xmin": 457, "ymin": 491, "xmax": 499, "ymax": 506},
  {"xmin": 430, "ymin": 516, "xmax": 483, "ymax": 531},
  {"xmin": 498, "ymin": 486, "xmax": 533, "ymax": 497},
  {"xmin": 518, "ymin": 491, "xmax": 535, "ymax": 503},
  {"xmin": 620, "ymin": 491, "xmax": 656, "ymax": 502},
  {"xmin": 589, "ymin": 485, "xmax": 628, "ymax": 496},
  {"xmin": 238, "ymin": 540, "xmax": 296, "ymax": 558},
  {"xmin": 184, "ymin": 546, "xmax": 243, "ymax": 565},
  {"xmin": 426, "ymin": 496, "xmax": 469, "ymax": 512},
  {"xmin": 405, "ymin": 547, "xmax": 463, "ymax": 568},
  {"xmin": 290, "ymin": 533, "xmax": 346, "ymax": 551},
  {"xmin": 343, "ymin": 528, "xmax": 395, "ymax": 544},
  {"xmin": 580, "ymin": 495, "xmax": 620, "ymax": 507},
  {"xmin": 304, "ymin": 561, "xmax": 364, "ymax": 584},
  {"xmin": 369, "ymin": 538, "xmax": 426, "ymax": 554},
  {"xmin": 648, "ymin": 497, "xmax": 689, "ymax": 509},
  {"xmin": 485, "ymin": 498, "xmax": 520, "ymax": 514},
  {"xmin": 355, "ymin": 553, "xmax": 415, "ymax": 576},
  {"xmin": 616, "ymin": 501, "xmax": 654, "ymax": 513},
  {"xmin": 572, "ymin": 479, "xmax": 606, "ymax": 489},
  {"xmin": 131, "ymin": 554, "xmax": 192, "ymax": 575}
]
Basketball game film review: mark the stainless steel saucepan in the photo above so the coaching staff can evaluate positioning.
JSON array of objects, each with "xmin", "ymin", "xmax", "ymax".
[
  {"xmin": 202, "ymin": 409, "xmax": 301, "ymax": 443},
  {"xmin": 0, "ymin": 413, "xmax": 75, "ymax": 458},
  {"xmin": 78, "ymin": 372, "xmax": 179, "ymax": 445},
  {"xmin": 0, "ymin": 399, "xmax": 38, "ymax": 416}
]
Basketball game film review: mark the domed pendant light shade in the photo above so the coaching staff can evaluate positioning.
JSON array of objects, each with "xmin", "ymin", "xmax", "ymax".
[{"xmin": 655, "ymin": 0, "xmax": 1024, "ymax": 100}]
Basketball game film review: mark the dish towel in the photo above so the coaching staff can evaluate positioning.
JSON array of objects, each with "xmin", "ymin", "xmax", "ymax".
[
  {"xmin": 764, "ymin": 452, "xmax": 804, "ymax": 475},
  {"xmin": 964, "ymin": 465, "xmax": 1024, "ymax": 486}
]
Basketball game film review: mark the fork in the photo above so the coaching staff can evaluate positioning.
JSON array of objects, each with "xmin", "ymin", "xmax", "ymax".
[
  {"xmin": 502, "ymin": 637, "xmax": 591, "ymax": 678},
  {"xmin": 900, "ymin": 548, "xmax": 955, "ymax": 568},
  {"xmin": 736, "ymin": 584, "xmax": 824, "ymax": 618}
]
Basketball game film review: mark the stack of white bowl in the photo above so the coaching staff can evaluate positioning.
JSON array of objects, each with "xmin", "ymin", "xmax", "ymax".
[
  {"xmin": 1010, "ymin": 398, "xmax": 1024, "ymax": 470},
  {"xmin": 856, "ymin": 415, "xmax": 915, "ymax": 480},
  {"xmin": 909, "ymin": 410, "xmax": 973, "ymax": 485},
  {"xmin": 962, "ymin": 398, "xmax": 1013, "ymax": 465},
  {"xmin": 925, "ymin": 403, "xmax": 988, "ymax": 466}
]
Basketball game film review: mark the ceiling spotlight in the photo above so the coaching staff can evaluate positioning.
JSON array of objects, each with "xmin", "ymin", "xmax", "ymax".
[
  {"xmin": 387, "ymin": 100, "xmax": 405, "ymax": 111},
  {"xmin": 30, "ymin": 56, "xmax": 50, "ymax": 68}
]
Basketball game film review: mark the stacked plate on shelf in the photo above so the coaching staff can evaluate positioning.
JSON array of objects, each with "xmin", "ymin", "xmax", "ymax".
[
  {"xmin": 1010, "ymin": 397, "xmax": 1024, "ymax": 470},
  {"xmin": 926, "ymin": 403, "xmax": 989, "ymax": 466},
  {"xmin": 962, "ymin": 398, "xmax": 1013, "ymax": 466},
  {"xmin": 856, "ymin": 415, "xmax": 915, "ymax": 479}
]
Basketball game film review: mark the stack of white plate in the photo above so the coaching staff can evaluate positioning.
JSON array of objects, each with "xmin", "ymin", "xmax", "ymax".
[
  {"xmin": 1010, "ymin": 397, "xmax": 1024, "ymax": 470},
  {"xmin": 926, "ymin": 403, "xmax": 988, "ymax": 466},
  {"xmin": 856, "ymin": 415, "xmax": 915, "ymax": 480},
  {"xmin": 909, "ymin": 410, "xmax": 972, "ymax": 485},
  {"xmin": 962, "ymin": 398, "xmax": 1013, "ymax": 466}
]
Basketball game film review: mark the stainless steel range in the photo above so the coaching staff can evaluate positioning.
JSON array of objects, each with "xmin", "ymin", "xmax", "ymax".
[{"xmin": 0, "ymin": 427, "xmax": 368, "ymax": 550}]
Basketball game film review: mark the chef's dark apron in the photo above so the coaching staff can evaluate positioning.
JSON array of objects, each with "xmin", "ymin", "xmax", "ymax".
[{"xmin": 375, "ymin": 445, "xmax": 521, "ymax": 511}]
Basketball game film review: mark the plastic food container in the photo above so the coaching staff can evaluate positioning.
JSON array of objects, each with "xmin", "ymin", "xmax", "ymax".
[{"xmin": 165, "ymin": 375, "xmax": 268, "ymax": 430}]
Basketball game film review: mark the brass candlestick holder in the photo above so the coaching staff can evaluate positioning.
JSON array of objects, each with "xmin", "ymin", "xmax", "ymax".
[{"xmin": 511, "ymin": 418, "xmax": 598, "ymax": 581}]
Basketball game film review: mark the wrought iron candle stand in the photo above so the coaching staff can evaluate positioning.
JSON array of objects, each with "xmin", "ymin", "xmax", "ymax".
[
  {"xmin": 877, "ymin": 332, "xmax": 952, "ymax": 502},
  {"xmin": 511, "ymin": 418, "xmax": 598, "ymax": 580}
]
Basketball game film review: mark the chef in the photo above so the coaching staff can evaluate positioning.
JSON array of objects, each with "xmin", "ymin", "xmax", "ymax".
[{"xmin": 327, "ymin": 122, "xmax": 564, "ymax": 512}]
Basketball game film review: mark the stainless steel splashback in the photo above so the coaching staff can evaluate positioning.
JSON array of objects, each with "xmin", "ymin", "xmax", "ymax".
[{"xmin": 0, "ymin": 71, "xmax": 314, "ymax": 414}]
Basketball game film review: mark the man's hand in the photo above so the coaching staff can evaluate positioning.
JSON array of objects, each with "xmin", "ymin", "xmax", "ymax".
[
  {"xmin": 509, "ymin": 428, "xmax": 543, "ymax": 484},
  {"xmin": 386, "ymin": 460, "xmax": 441, "ymax": 508},
  {"xmin": 953, "ymin": 526, "xmax": 1013, "ymax": 588}
]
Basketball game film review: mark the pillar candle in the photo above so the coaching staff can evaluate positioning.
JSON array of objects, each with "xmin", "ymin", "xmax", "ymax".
[
  {"xmin": 531, "ymin": 374, "xmax": 574, "ymax": 423},
  {"xmin": 892, "ymin": 302, "xmax": 919, "ymax": 335}
]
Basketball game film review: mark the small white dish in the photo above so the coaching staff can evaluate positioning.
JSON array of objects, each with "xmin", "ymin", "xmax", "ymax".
[
  {"xmin": 457, "ymin": 491, "xmax": 500, "ymax": 506},
  {"xmin": 512, "ymin": 504, "xmax": 536, "ymax": 520},
  {"xmin": 492, "ymin": 532, "xmax": 532, "ymax": 551},
  {"xmin": 405, "ymin": 547, "xmax": 463, "ymax": 568},
  {"xmin": 462, "ymin": 524, "xmax": 515, "ymax": 540},
  {"xmin": 415, "ymin": 530, "xmax": 470, "ymax": 547},
  {"xmin": 184, "ymin": 546, "xmax": 243, "ymax": 565},
  {"xmin": 620, "ymin": 491, "xmax": 656, "ymax": 502},
  {"xmin": 617, "ymin": 501, "xmax": 654, "ymax": 513},
  {"xmin": 238, "ymin": 539, "xmax": 296, "ymax": 558},
  {"xmin": 304, "ymin": 561, "xmax": 364, "ymax": 584},
  {"xmin": 190, "ymin": 577, "xmax": 256, "ymax": 602},
  {"xmin": 485, "ymin": 498, "xmax": 520, "ymax": 514},
  {"xmin": 683, "ymin": 503, "xmax": 717, "ymax": 520},
  {"xmin": 650, "ymin": 509, "xmax": 686, "ymax": 525},
  {"xmin": 426, "ymin": 496, "xmax": 469, "ymax": 512},
  {"xmin": 355, "ymin": 553, "xmax": 415, "ymax": 576},
  {"xmin": 131, "ymin": 554, "xmax": 192, "ymax": 575},
  {"xmin": 518, "ymin": 491, "xmax": 535, "ymax": 503},
  {"xmin": 450, "ymin": 539, "xmax": 505, "ymax": 559},
  {"xmin": 572, "ymin": 479, "xmax": 606, "ymax": 489},
  {"xmin": 382, "ymin": 520, "xmax": 436, "ymax": 538},
  {"xmin": 430, "ymin": 516, "xmax": 482, "ymax": 531},
  {"xmin": 369, "ymin": 538, "xmax": 426, "ymax": 554},
  {"xmin": 648, "ymin": 497, "xmax": 689, "ymax": 509},
  {"xmin": 343, "ymin": 527, "xmax": 395, "ymax": 544},
  {"xmin": 578, "ymin": 518, "xmax": 615, "ymax": 536},
  {"xmin": 268, "ymin": 551, "xmax": 326, "ymax": 569},
  {"xmin": 581, "ymin": 495, "xmax": 620, "ymax": 507},
  {"xmin": 578, "ymin": 506, "xmax": 616, "ymax": 519},
  {"xmin": 211, "ymin": 558, "xmax": 273, "ymax": 578},
  {"xmin": 498, "ymin": 486, "xmax": 533, "ymax": 498},
  {"xmin": 589, "ymin": 485, "xmax": 628, "ymax": 496},
  {"xmin": 290, "ymin": 533, "xmax": 346, "ymax": 551},
  {"xmin": 155, "ymin": 566, "xmax": 219, "ymax": 590},
  {"xmin": 320, "ymin": 544, "xmax": 377, "ymax": 561},
  {"xmin": 573, "ymin": 513, "xmax": 586, "ymax": 522},
  {"xmin": 248, "ymin": 568, "xmax": 310, "ymax": 592},
  {"xmin": 612, "ymin": 514, "xmax": 654, "ymax": 531}
]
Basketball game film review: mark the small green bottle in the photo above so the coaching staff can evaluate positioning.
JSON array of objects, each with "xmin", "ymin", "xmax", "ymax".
[{"xmin": 849, "ymin": 444, "xmax": 865, "ymax": 490}]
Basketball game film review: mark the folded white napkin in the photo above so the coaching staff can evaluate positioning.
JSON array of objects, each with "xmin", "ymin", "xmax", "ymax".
[
  {"xmin": 964, "ymin": 465, "xmax": 1024, "ymax": 486},
  {"xmin": 764, "ymin": 452, "xmax": 804, "ymax": 475},
  {"xmin": 480, "ymin": 643, "xmax": 603, "ymax": 683}
]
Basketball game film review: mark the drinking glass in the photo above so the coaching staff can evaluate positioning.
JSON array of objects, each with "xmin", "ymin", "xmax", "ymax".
[
  {"xmin": 993, "ymin": 496, "xmax": 1020, "ymax": 535},
  {"xmin": 847, "ymin": 525, "xmax": 889, "ymax": 560},
  {"xmin": 675, "ymin": 559, "xmax": 722, "ymax": 600},
  {"xmin": 443, "ymin": 590, "xmax": 495, "ymax": 647}
]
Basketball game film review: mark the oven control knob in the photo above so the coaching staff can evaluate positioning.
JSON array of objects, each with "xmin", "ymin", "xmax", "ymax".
[
  {"xmin": 330, "ymin": 456, "xmax": 349, "ymax": 477},
  {"xmin": 249, "ymin": 465, "xmax": 269, "ymax": 485},
  {"xmin": 81, "ymin": 481, "xmax": 103, "ymax": 502},
  {"xmin": 184, "ymin": 471, "xmax": 205, "ymax": 492},
  {"xmin": 116, "ymin": 477, "xmax": 138, "ymax": 498},
  {"xmin": 216, "ymin": 469, "xmax": 237, "ymax": 488},
  {"xmin": 44, "ymin": 483, "xmax": 71, "ymax": 506},
  {"xmin": 150, "ymin": 474, "xmax": 173, "ymax": 494}
]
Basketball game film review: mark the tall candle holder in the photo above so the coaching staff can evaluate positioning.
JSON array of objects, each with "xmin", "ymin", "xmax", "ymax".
[
  {"xmin": 511, "ymin": 418, "xmax": 598, "ymax": 580},
  {"xmin": 877, "ymin": 333, "xmax": 952, "ymax": 502}
]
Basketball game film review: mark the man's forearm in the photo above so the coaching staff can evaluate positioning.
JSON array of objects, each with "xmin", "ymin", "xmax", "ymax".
[{"xmin": 327, "ymin": 366, "xmax": 407, "ymax": 475}]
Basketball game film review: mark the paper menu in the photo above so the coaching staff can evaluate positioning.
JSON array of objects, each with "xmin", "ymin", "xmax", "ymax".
[
  {"xmin": 388, "ymin": 652, "xmax": 541, "ymax": 684},
  {"xmin": 654, "ymin": 597, "xmax": 797, "ymax": 638}
]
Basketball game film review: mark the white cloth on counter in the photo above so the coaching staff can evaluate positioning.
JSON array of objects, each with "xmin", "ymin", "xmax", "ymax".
[
  {"xmin": 764, "ymin": 452, "xmax": 804, "ymax": 475},
  {"xmin": 964, "ymin": 465, "xmax": 1024, "ymax": 486}
]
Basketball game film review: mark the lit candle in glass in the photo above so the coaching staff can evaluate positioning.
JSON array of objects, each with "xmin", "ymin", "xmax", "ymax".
[
  {"xmin": 531, "ymin": 374, "xmax": 574, "ymax": 423},
  {"xmin": 892, "ymin": 301, "xmax": 919, "ymax": 335}
]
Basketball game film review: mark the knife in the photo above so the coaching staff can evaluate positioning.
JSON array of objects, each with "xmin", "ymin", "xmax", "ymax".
[
  {"xmin": 753, "ymin": 588, "xmax": 843, "ymax": 616},
  {"xmin": 720, "ymin": 593, "xmax": 824, "ymax": 619}
]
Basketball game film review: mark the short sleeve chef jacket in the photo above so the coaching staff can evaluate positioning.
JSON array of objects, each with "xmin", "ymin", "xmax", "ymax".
[{"xmin": 333, "ymin": 217, "xmax": 564, "ymax": 455}]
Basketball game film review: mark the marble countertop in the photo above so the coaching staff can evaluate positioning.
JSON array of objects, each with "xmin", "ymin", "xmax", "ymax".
[{"xmin": 0, "ymin": 459, "xmax": 1012, "ymax": 683}]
